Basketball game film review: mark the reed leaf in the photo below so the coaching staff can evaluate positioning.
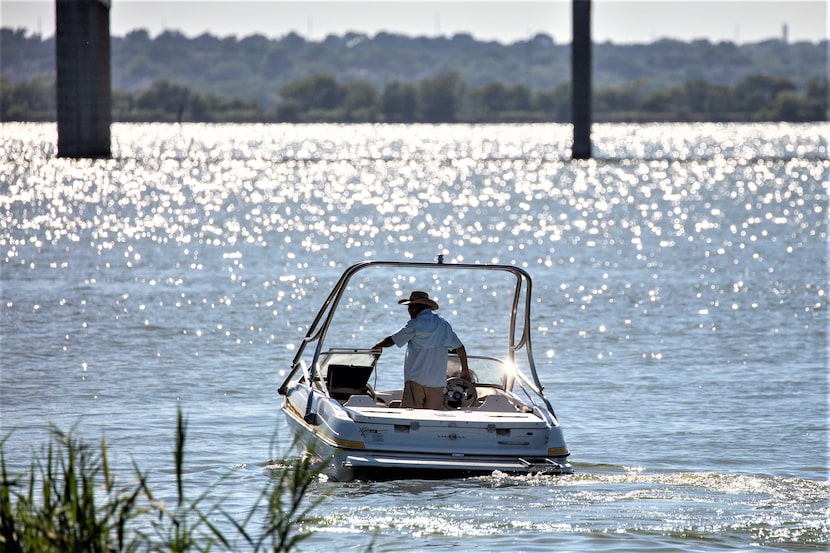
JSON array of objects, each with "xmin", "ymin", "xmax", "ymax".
[{"xmin": 0, "ymin": 411, "xmax": 328, "ymax": 552}]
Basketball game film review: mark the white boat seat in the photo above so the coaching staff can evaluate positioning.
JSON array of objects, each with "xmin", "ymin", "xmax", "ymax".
[
  {"xmin": 479, "ymin": 394, "xmax": 517, "ymax": 412},
  {"xmin": 343, "ymin": 395, "xmax": 378, "ymax": 407},
  {"xmin": 373, "ymin": 390, "xmax": 402, "ymax": 404}
]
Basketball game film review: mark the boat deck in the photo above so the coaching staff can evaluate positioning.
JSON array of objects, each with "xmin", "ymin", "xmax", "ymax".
[{"xmin": 341, "ymin": 404, "xmax": 550, "ymax": 427}]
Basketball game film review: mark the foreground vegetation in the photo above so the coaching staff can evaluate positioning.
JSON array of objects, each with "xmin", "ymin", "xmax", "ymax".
[
  {"xmin": 0, "ymin": 410, "xmax": 324, "ymax": 552},
  {"xmin": 2, "ymin": 71, "xmax": 826, "ymax": 124}
]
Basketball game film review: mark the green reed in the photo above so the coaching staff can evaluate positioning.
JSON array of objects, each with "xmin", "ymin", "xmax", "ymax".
[
  {"xmin": 0, "ymin": 408, "xmax": 326, "ymax": 552},
  {"xmin": 0, "ymin": 425, "xmax": 146, "ymax": 552}
]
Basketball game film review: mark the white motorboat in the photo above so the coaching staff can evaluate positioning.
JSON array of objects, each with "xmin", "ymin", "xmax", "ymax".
[{"xmin": 278, "ymin": 259, "xmax": 572, "ymax": 481}]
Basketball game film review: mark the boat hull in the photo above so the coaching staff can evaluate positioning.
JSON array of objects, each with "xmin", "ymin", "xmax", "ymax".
[{"xmin": 282, "ymin": 384, "xmax": 572, "ymax": 482}]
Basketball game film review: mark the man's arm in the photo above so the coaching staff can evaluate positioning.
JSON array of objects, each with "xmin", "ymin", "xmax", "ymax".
[
  {"xmin": 456, "ymin": 345, "xmax": 471, "ymax": 381},
  {"xmin": 372, "ymin": 336, "xmax": 395, "ymax": 350}
]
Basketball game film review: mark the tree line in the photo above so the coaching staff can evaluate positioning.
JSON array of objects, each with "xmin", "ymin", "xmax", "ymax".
[
  {"xmin": 4, "ymin": 27, "xmax": 826, "ymax": 113},
  {"xmin": 1, "ymin": 72, "xmax": 825, "ymax": 123}
]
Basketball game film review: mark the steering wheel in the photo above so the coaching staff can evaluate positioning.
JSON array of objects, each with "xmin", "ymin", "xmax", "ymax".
[{"xmin": 445, "ymin": 377, "xmax": 477, "ymax": 409}]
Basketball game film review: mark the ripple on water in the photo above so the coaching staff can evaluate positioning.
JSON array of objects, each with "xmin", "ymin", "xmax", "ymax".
[{"xmin": 1, "ymin": 122, "xmax": 827, "ymax": 552}]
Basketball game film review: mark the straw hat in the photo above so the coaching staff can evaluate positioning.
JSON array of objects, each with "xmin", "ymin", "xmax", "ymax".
[{"xmin": 398, "ymin": 290, "xmax": 439, "ymax": 310}]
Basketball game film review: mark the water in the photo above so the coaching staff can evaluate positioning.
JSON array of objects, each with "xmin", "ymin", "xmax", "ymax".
[{"xmin": 1, "ymin": 122, "xmax": 828, "ymax": 551}]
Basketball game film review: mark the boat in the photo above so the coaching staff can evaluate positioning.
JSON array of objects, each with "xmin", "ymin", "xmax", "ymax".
[{"xmin": 277, "ymin": 258, "xmax": 572, "ymax": 481}]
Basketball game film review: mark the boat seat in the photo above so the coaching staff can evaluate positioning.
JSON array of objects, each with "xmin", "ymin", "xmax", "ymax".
[
  {"xmin": 343, "ymin": 395, "xmax": 379, "ymax": 408},
  {"xmin": 373, "ymin": 390, "xmax": 402, "ymax": 404},
  {"xmin": 478, "ymin": 394, "xmax": 517, "ymax": 412}
]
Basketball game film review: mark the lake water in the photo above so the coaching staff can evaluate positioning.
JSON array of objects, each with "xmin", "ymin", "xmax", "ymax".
[{"xmin": 1, "ymin": 122, "xmax": 828, "ymax": 551}]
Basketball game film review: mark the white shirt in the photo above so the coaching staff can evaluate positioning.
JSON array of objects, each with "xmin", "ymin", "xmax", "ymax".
[{"xmin": 391, "ymin": 310, "xmax": 463, "ymax": 387}]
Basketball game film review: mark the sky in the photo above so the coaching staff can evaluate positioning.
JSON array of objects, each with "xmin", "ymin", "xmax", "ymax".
[{"xmin": 1, "ymin": 0, "xmax": 827, "ymax": 45}]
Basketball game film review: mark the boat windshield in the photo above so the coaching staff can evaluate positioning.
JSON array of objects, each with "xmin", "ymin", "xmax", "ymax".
[
  {"xmin": 447, "ymin": 354, "xmax": 510, "ymax": 389},
  {"xmin": 315, "ymin": 350, "xmax": 511, "ymax": 391}
]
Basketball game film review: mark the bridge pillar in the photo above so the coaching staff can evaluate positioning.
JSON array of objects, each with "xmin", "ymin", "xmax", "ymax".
[
  {"xmin": 571, "ymin": 0, "xmax": 592, "ymax": 160},
  {"xmin": 56, "ymin": 0, "xmax": 111, "ymax": 158}
]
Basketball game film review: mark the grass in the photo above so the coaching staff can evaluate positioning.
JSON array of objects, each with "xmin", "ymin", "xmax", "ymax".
[{"xmin": 0, "ymin": 408, "xmax": 326, "ymax": 552}]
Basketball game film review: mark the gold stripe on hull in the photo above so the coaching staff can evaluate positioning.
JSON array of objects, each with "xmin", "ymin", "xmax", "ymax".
[{"xmin": 283, "ymin": 403, "xmax": 366, "ymax": 450}]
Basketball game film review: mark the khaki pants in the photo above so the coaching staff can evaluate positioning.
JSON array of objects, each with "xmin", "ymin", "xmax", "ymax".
[{"xmin": 401, "ymin": 380, "xmax": 445, "ymax": 409}]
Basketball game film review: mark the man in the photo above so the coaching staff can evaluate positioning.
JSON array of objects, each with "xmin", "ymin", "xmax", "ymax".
[{"xmin": 373, "ymin": 290, "xmax": 471, "ymax": 409}]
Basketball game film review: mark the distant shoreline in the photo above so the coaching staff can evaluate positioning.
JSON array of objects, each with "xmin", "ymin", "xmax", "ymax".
[
  {"xmin": 3, "ymin": 28, "xmax": 827, "ymax": 123},
  {"xmin": 3, "ymin": 73, "xmax": 826, "ymax": 124}
]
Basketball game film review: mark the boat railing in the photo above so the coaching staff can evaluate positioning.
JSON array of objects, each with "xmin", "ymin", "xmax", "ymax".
[{"xmin": 277, "ymin": 260, "xmax": 556, "ymax": 420}]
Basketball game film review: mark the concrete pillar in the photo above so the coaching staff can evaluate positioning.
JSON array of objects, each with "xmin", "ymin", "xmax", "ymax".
[
  {"xmin": 571, "ymin": 0, "xmax": 592, "ymax": 160},
  {"xmin": 56, "ymin": 0, "xmax": 111, "ymax": 158}
]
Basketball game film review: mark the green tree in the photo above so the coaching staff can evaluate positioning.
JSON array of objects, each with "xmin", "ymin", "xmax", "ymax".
[
  {"xmin": 111, "ymin": 90, "xmax": 136, "ymax": 120},
  {"xmin": 504, "ymin": 84, "xmax": 532, "ymax": 111},
  {"xmin": 275, "ymin": 99, "xmax": 302, "ymax": 122},
  {"xmin": 768, "ymin": 90, "xmax": 825, "ymax": 121},
  {"xmin": 534, "ymin": 82, "xmax": 570, "ymax": 122},
  {"xmin": 380, "ymin": 81, "xmax": 417, "ymax": 122},
  {"xmin": 805, "ymin": 77, "xmax": 828, "ymax": 119},
  {"xmin": 342, "ymin": 80, "xmax": 377, "ymax": 119},
  {"xmin": 595, "ymin": 79, "xmax": 646, "ymax": 114},
  {"xmin": 701, "ymin": 83, "xmax": 734, "ymax": 116},
  {"xmin": 418, "ymin": 72, "xmax": 464, "ymax": 122},
  {"xmin": 0, "ymin": 76, "xmax": 55, "ymax": 120},
  {"xmin": 280, "ymin": 74, "xmax": 345, "ymax": 112},
  {"xmin": 124, "ymin": 54, "xmax": 155, "ymax": 81},
  {"xmin": 733, "ymin": 74, "xmax": 796, "ymax": 113},
  {"xmin": 188, "ymin": 93, "xmax": 211, "ymax": 121},
  {"xmin": 470, "ymin": 82, "xmax": 532, "ymax": 119},
  {"xmin": 474, "ymin": 82, "xmax": 508, "ymax": 113},
  {"xmin": 136, "ymin": 80, "xmax": 190, "ymax": 118},
  {"xmin": 0, "ymin": 77, "xmax": 12, "ymax": 120},
  {"xmin": 805, "ymin": 78, "xmax": 827, "ymax": 104},
  {"xmin": 684, "ymin": 78, "xmax": 713, "ymax": 112},
  {"xmin": 261, "ymin": 46, "xmax": 291, "ymax": 79},
  {"xmin": 642, "ymin": 86, "xmax": 686, "ymax": 114}
]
